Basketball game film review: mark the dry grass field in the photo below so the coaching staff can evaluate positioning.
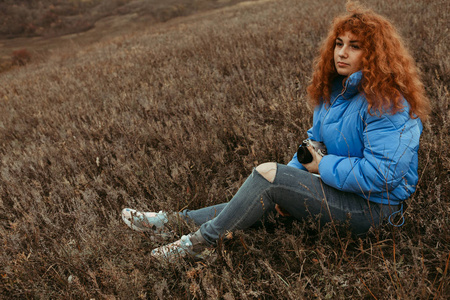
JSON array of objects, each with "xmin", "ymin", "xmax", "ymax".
[
  {"xmin": 0, "ymin": 0, "xmax": 449, "ymax": 298},
  {"xmin": 0, "ymin": 0, "xmax": 248, "ymax": 71},
  {"xmin": 0, "ymin": 0, "xmax": 248, "ymax": 39}
]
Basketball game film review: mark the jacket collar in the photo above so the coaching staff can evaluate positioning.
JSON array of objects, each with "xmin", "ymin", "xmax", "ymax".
[{"xmin": 332, "ymin": 71, "xmax": 362, "ymax": 99}]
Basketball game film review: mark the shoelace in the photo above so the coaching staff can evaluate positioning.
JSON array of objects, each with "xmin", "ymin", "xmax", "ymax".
[{"xmin": 388, "ymin": 203, "xmax": 405, "ymax": 227}]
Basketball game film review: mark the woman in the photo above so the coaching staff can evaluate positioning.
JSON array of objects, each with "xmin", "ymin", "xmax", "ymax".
[{"xmin": 121, "ymin": 2, "xmax": 430, "ymax": 260}]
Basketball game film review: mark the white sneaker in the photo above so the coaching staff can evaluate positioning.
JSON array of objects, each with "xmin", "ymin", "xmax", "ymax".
[
  {"xmin": 151, "ymin": 231, "xmax": 211, "ymax": 261},
  {"xmin": 121, "ymin": 208, "xmax": 169, "ymax": 234}
]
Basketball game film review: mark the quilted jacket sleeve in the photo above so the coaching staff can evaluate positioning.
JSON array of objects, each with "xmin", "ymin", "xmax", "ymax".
[{"xmin": 318, "ymin": 111, "xmax": 422, "ymax": 196}]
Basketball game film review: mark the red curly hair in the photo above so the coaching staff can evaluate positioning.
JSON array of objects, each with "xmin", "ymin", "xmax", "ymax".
[{"xmin": 307, "ymin": 2, "xmax": 430, "ymax": 120}]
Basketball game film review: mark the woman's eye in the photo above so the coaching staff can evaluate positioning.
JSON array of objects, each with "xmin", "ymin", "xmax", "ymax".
[
  {"xmin": 351, "ymin": 45, "xmax": 360, "ymax": 49},
  {"xmin": 336, "ymin": 42, "xmax": 343, "ymax": 47}
]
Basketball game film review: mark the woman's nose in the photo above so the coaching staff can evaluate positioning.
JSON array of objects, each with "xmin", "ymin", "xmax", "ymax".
[{"xmin": 338, "ymin": 46, "xmax": 348, "ymax": 57}]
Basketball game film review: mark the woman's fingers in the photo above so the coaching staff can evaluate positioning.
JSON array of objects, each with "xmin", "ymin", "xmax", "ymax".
[
  {"xmin": 302, "ymin": 146, "xmax": 322, "ymax": 174},
  {"xmin": 275, "ymin": 204, "xmax": 291, "ymax": 217}
]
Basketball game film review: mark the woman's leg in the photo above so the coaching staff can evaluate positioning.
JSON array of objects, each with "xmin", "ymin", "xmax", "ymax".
[
  {"xmin": 269, "ymin": 164, "xmax": 397, "ymax": 235},
  {"xmin": 150, "ymin": 165, "xmax": 278, "ymax": 259},
  {"xmin": 198, "ymin": 163, "xmax": 396, "ymax": 245},
  {"xmin": 121, "ymin": 203, "xmax": 229, "ymax": 233},
  {"xmin": 179, "ymin": 203, "xmax": 228, "ymax": 226},
  {"xmin": 197, "ymin": 163, "xmax": 279, "ymax": 245},
  {"xmin": 151, "ymin": 163, "xmax": 398, "ymax": 259}
]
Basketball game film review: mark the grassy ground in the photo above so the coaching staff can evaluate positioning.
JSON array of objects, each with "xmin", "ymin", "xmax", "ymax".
[
  {"xmin": 0, "ymin": 0, "xmax": 248, "ymax": 39},
  {"xmin": 0, "ymin": 0, "xmax": 248, "ymax": 72},
  {"xmin": 0, "ymin": 0, "xmax": 448, "ymax": 298}
]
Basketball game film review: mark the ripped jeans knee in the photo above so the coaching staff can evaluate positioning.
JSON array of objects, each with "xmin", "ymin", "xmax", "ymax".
[{"xmin": 255, "ymin": 162, "xmax": 278, "ymax": 183}]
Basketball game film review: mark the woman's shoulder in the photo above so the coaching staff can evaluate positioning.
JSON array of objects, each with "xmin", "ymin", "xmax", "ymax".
[{"xmin": 364, "ymin": 97, "xmax": 420, "ymax": 129}]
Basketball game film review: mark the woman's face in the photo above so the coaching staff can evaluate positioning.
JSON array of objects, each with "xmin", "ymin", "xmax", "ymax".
[{"xmin": 334, "ymin": 31, "xmax": 364, "ymax": 76}]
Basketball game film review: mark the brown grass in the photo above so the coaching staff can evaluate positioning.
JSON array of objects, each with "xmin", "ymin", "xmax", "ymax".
[
  {"xmin": 0, "ymin": 0, "xmax": 448, "ymax": 298},
  {"xmin": 0, "ymin": 0, "xmax": 248, "ymax": 74}
]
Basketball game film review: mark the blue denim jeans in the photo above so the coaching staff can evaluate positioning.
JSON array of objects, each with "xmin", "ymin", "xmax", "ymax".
[{"xmin": 180, "ymin": 164, "xmax": 400, "ymax": 245}]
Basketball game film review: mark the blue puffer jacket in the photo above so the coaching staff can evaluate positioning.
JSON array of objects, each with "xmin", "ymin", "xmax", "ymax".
[{"xmin": 288, "ymin": 71, "xmax": 423, "ymax": 205}]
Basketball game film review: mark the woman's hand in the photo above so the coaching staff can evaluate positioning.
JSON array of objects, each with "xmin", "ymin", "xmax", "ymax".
[
  {"xmin": 301, "ymin": 146, "xmax": 323, "ymax": 174},
  {"xmin": 275, "ymin": 204, "xmax": 291, "ymax": 217}
]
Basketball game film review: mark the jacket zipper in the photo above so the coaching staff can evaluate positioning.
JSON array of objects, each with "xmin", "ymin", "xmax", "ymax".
[{"xmin": 319, "ymin": 81, "xmax": 349, "ymax": 140}]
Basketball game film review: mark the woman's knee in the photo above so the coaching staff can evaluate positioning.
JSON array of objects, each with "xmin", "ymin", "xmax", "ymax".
[{"xmin": 255, "ymin": 162, "xmax": 277, "ymax": 183}]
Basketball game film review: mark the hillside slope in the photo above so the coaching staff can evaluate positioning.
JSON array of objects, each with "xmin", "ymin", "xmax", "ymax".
[{"xmin": 0, "ymin": 0, "xmax": 249, "ymax": 71}]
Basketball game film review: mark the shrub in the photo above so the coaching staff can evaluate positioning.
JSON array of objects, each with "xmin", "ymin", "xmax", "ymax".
[{"xmin": 11, "ymin": 49, "xmax": 31, "ymax": 66}]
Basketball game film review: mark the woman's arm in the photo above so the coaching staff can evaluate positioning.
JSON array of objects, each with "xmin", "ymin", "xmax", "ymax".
[{"xmin": 317, "ymin": 112, "xmax": 422, "ymax": 195}]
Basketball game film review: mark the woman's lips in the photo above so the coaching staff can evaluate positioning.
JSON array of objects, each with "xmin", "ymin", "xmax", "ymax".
[{"xmin": 337, "ymin": 62, "xmax": 349, "ymax": 67}]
